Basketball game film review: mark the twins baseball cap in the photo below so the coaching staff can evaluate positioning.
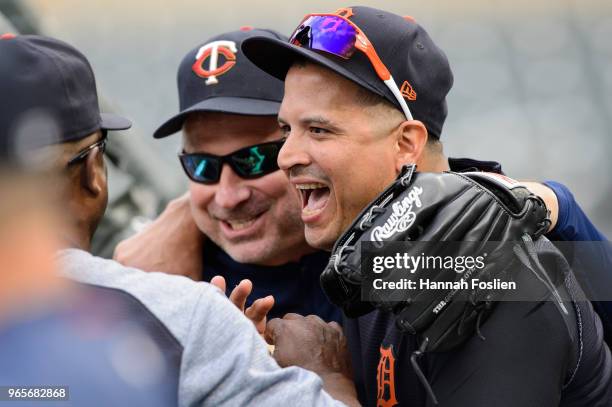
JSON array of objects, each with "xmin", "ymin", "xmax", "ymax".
[
  {"xmin": 153, "ymin": 28, "xmax": 287, "ymax": 139},
  {"xmin": 241, "ymin": 6, "xmax": 454, "ymax": 138},
  {"xmin": 0, "ymin": 34, "xmax": 131, "ymax": 159}
]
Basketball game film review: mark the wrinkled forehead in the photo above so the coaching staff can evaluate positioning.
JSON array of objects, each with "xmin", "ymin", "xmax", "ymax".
[{"xmin": 181, "ymin": 112, "xmax": 282, "ymax": 154}]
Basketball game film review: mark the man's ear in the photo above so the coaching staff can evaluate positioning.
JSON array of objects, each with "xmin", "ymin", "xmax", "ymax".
[
  {"xmin": 81, "ymin": 147, "xmax": 106, "ymax": 196},
  {"xmin": 394, "ymin": 120, "xmax": 428, "ymax": 172}
]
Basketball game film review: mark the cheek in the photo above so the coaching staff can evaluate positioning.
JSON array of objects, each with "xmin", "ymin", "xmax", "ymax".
[
  {"xmin": 331, "ymin": 147, "xmax": 395, "ymax": 218},
  {"xmin": 250, "ymin": 172, "xmax": 302, "ymax": 215},
  {"xmin": 251, "ymin": 171, "xmax": 293, "ymax": 200},
  {"xmin": 188, "ymin": 183, "xmax": 215, "ymax": 214}
]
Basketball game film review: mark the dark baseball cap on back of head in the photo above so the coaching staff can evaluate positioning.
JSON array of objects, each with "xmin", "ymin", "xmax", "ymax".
[
  {"xmin": 0, "ymin": 34, "xmax": 131, "ymax": 160},
  {"xmin": 153, "ymin": 28, "xmax": 287, "ymax": 139},
  {"xmin": 241, "ymin": 6, "xmax": 453, "ymax": 138}
]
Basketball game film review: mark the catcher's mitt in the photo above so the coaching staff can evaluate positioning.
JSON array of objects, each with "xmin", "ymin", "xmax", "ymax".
[{"xmin": 321, "ymin": 164, "xmax": 552, "ymax": 353}]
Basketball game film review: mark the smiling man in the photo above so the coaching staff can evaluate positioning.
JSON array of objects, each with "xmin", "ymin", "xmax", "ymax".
[
  {"xmin": 242, "ymin": 6, "xmax": 612, "ymax": 406},
  {"xmin": 115, "ymin": 28, "xmax": 341, "ymax": 322},
  {"xmin": 277, "ymin": 67, "xmax": 417, "ymax": 250}
]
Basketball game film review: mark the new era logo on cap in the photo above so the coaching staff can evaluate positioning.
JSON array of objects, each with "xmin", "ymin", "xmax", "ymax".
[{"xmin": 400, "ymin": 81, "xmax": 417, "ymax": 101}]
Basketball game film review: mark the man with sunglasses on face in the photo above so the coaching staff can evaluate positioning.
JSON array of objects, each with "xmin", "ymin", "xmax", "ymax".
[
  {"xmin": 114, "ymin": 28, "xmax": 341, "ymax": 324},
  {"xmin": 239, "ymin": 6, "xmax": 612, "ymax": 406},
  {"xmin": 1, "ymin": 33, "xmax": 360, "ymax": 406}
]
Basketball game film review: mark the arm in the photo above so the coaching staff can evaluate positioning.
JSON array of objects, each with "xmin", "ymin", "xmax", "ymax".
[
  {"xmin": 113, "ymin": 193, "xmax": 205, "ymax": 280},
  {"xmin": 542, "ymin": 180, "xmax": 608, "ymax": 241},
  {"xmin": 58, "ymin": 250, "xmax": 349, "ymax": 407},
  {"xmin": 522, "ymin": 181, "xmax": 609, "ymax": 241},
  {"xmin": 184, "ymin": 292, "xmax": 354, "ymax": 407}
]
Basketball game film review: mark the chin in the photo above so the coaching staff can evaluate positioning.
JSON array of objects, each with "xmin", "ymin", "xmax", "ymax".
[
  {"xmin": 221, "ymin": 240, "xmax": 275, "ymax": 265},
  {"xmin": 305, "ymin": 227, "xmax": 337, "ymax": 252}
]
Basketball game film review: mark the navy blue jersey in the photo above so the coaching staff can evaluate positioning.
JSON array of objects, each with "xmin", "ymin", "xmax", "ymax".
[
  {"xmin": 202, "ymin": 241, "xmax": 341, "ymax": 323},
  {"xmin": 344, "ymin": 158, "xmax": 612, "ymax": 406}
]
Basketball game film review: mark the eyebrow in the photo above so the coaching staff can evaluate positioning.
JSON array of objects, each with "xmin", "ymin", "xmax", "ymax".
[{"xmin": 278, "ymin": 115, "xmax": 343, "ymax": 133}]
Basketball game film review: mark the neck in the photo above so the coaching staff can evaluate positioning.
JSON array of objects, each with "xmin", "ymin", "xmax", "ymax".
[
  {"xmin": 60, "ymin": 221, "xmax": 93, "ymax": 252},
  {"xmin": 417, "ymin": 150, "xmax": 450, "ymax": 173},
  {"xmin": 260, "ymin": 242, "xmax": 318, "ymax": 266}
]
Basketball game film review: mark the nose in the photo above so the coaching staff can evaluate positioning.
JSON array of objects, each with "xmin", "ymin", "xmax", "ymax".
[
  {"xmin": 278, "ymin": 133, "xmax": 311, "ymax": 172},
  {"xmin": 214, "ymin": 164, "xmax": 251, "ymax": 209}
]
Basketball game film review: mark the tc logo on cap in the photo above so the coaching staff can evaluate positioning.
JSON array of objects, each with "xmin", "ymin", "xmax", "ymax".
[{"xmin": 192, "ymin": 40, "xmax": 238, "ymax": 85}]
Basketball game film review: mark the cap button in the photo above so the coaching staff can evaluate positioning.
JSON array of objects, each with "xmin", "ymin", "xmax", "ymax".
[
  {"xmin": 403, "ymin": 15, "xmax": 416, "ymax": 23},
  {"xmin": 0, "ymin": 33, "xmax": 17, "ymax": 40},
  {"xmin": 240, "ymin": 26, "xmax": 253, "ymax": 31}
]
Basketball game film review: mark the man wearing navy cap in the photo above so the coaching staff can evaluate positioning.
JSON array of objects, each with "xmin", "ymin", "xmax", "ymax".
[
  {"xmin": 1, "ymin": 33, "xmax": 359, "ymax": 406},
  {"xmin": 0, "ymin": 33, "xmax": 131, "ymax": 247},
  {"xmin": 114, "ymin": 28, "xmax": 341, "ymax": 324},
  {"xmin": 0, "ymin": 33, "xmax": 179, "ymax": 406},
  {"xmin": 241, "ymin": 6, "xmax": 612, "ymax": 406}
]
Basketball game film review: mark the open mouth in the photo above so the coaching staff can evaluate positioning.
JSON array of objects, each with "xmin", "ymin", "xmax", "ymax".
[
  {"xmin": 295, "ymin": 183, "xmax": 331, "ymax": 217},
  {"xmin": 224, "ymin": 217, "xmax": 257, "ymax": 230},
  {"xmin": 221, "ymin": 210, "xmax": 266, "ymax": 232}
]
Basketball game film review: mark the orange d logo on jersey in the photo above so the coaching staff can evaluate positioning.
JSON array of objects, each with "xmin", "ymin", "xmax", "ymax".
[
  {"xmin": 192, "ymin": 40, "xmax": 237, "ymax": 85},
  {"xmin": 377, "ymin": 345, "xmax": 398, "ymax": 407}
]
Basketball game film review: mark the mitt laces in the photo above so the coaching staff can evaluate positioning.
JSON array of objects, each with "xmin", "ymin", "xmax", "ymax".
[
  {"xmin": 410, "ymin": 338, "xmax": 439, "ymax": 405},
  {"xmin": 333, "ymin": 164, "xmax": 418, "ymax": 282},
  {"xmin": 514, "ymin": 234, "xmax": 568, "ymax": 315}
]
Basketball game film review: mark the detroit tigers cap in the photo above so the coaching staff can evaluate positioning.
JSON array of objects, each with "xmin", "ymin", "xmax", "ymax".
[
  {"xmin": 241, "ymin": 6, "xmax": 453, "ymax": 138},
  {"xmin": 153, "ymin": 28, "xmax": 287, "ymax": 139},
  {"xmin": 0, "ymin": 33, "xmax": 131, "ymax": 160}
]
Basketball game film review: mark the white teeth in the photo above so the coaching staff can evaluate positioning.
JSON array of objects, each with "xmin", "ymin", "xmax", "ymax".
[
  {"xmin": 226, "ymin": 217, "xmax": 257, "ymax": 230},
  {"xmin": 302, "ymin": 208, "xmax": 322, "ymax": 216},
  {"xmin": 295, "ymin": 183, "xmax": 327, "ymax": 190}
]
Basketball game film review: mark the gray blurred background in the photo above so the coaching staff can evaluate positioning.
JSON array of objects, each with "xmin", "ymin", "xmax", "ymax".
[{"xmin": 2, "ymin": 0, "xmax": 611, "ymax": 242}]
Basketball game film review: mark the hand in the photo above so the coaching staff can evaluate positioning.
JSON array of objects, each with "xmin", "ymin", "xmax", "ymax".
[
  {"xmin": 265, "ymin": 313, "xmax": 352, "ymax": 377},
  {"xmin": 521, "ymin": 182, "xmax": 559, "ymax": 232},
  {"xmin": 210, "ymin": 275, "xmax": 274, "ymax": 336},
  {"xmin": 265, "ymin": 314, "xmax": 359, "ymax": 406},
  {"xmin": 113, "ymin": 192, "xmax": 205, "ymax": 280}
]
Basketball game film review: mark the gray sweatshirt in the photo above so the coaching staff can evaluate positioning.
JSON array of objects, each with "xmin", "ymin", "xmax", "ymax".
[{"xmin": 58, "ymin": 249, "xmax": 346, "ymax": 407}]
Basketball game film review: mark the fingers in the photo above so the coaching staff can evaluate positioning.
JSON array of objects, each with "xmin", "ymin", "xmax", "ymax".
[
  {"xmin": 209, "ymin": 275, "xmax": 226, "ymax": 292},
  {"xmin": 228, "ymin": 279, "xmax": 253, "ymax": 311},
  {"xmin": 265, "ymin": 318, "xmax": 282, "ymax": 345},
  {"xmin": 246, "ymin": 295, "xmax": 274, "ymax": 335},
  {"xmin": 265, "ymin": 313, "xmax": 305, "ymax": 345},
  {"xmin": 246, "ymin": 295, "xmax": 274, "ymax": 323},
  {"xmin": 305, "ymin": 314, "xmax": 325, "ymax": 324},
  {"xmin": 328, "ymin": 321, "xmax": 343, "ymax": 334},
  {"xmin": 211, "ymin": 277, "xmax": 275, "ymax": 335}
]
